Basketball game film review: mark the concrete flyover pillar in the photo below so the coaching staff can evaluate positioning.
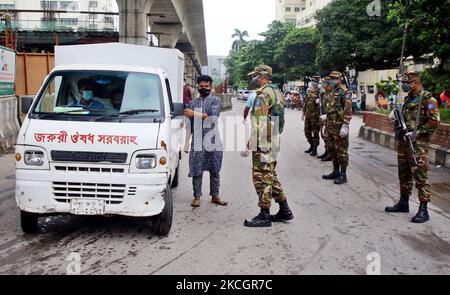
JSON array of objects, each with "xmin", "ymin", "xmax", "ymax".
[
  {"xmin": 0, "ymin": 96, "xmax": 20, "ymax": 152},
  {"xmin": 117, "ymin": 0, "xmax": 154, "ymax": 45},
  {"xmin": 151, "ymin": 24, "xmax": 182, "ymax": 48}
]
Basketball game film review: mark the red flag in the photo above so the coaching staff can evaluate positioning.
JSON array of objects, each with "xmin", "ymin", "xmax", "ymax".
[{"xmin": 441, "ymin": 90, "xmax": 450, "ymax": 105}]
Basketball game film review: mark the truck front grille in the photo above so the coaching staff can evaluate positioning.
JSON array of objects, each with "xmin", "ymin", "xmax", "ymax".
[
  {"xmin": 51, "ymin": 151, "xmax": 128, "ymax": 164},
  {"xmin": 52, "ymin": 182, "xmax": 136, "ymax": 205}
]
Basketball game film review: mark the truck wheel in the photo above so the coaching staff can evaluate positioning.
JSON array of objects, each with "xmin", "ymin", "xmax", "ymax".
[
  {"xmin": 151, "ymin": 184, "xmax": 173, "ymax": 236},
  {"xmin": 171, "ymin": 166, "xmax": 179, "ymax": 188},
  {"xmin": 20, "ymin": 210, "xmax": 38, "ymax": 234}
]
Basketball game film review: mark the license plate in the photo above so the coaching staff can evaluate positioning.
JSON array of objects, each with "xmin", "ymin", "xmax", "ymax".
[{"xmin": 70, "ymin": 199, "xmax": 105, "ymax": 215}]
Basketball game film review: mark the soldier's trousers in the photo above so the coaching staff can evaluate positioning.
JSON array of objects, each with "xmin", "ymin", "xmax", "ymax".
[
  {"xmin": 326, "ymin": 123, "xmax": 349, "ymax": 167},
  {"xmin": 398, "ymin": 140, "xmax": 431, "ymax": 202},
  {"xmin": 252, "ymin": 151, "xmax": 286, "ymax": 209},
  {"xmin": 304, "ymin": 114, "xmax": 320, "ymax": 146}
]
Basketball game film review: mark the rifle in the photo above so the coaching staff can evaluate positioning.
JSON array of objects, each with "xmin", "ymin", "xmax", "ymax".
[{"xmin": 393, "ymin": 107, "xmax": 418, "ymax": 166}]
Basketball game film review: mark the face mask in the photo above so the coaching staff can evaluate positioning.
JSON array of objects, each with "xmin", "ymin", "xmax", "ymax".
[
  {"xmin": 199, "ymin": 88, "xmax": 211, "ymax": 97},
  {"xmin": 402, "ymin": 83, "xmax": 412, "ymax": 93},
  {"xmin": 329, "ymin": 79, "xmax": 338, "ymax": 87},
  {"xmin": 82, "ymin": 90, "xmax": 94, "ymax": 101},
  {"xmin": 248, "ymin": 76, "xmax": 261, "ymax": 90}
]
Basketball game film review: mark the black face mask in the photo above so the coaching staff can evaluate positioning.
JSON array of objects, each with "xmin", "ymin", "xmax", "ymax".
[
  {"xmin": 199, "ymin": 88, "xmax": 211, "ymax": 97},
  {"xmin": 248, "ymin": 76, "xmax": 261, "ymax": 90}
]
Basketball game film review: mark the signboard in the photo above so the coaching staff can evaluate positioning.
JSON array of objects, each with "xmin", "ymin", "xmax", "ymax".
[{"xmin": 0, "ymin": 45, "xmax": 16, "ymax": 96}]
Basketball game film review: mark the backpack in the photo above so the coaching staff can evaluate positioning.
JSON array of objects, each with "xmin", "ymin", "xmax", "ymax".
[{"xmin": 264, "ymin": 84, "xmax": 285, "ymax": 134}]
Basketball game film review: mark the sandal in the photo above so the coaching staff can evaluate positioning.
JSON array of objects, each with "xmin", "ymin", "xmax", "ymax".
[
  {"xmin": 191, "ymin": 198, "xmax": 201, "ymax": 207},
  {"xmin": 211, "ymin": 196, "xmax": 228, "ymax": 206}
]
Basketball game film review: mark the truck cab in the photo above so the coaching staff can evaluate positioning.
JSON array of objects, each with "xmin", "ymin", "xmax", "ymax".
[{"xmin": 15, "ymin": 43, "xmax": 185, "ymax": 236}]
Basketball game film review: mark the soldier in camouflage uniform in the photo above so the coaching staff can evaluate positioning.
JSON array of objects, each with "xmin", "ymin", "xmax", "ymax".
[
  {"xmin": 385, "ymin": 72, "xmax": 440, "ymax": 223},
  {"xmin": 302, "ymin": 76, "xmax": 321, "ymax": 156},
  {"xmin": 322, "ymin": 71, "xmax": 353, "ymax": 185},
  {"xmin": 244, "ymin": 65, "xmax": 294, "ymax": 228},
  {"xmin": 318, "ymin": 77, "xmax": 332, "ymax": 161}
]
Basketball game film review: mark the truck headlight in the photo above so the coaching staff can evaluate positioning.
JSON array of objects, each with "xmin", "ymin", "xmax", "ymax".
[
  {"xmin": 136, "ymin": 154, "xmax": 157, "ymax": 169},
  {"xmin": 24, "ymin": 151, "xmax": 45, "ymax": 166}
]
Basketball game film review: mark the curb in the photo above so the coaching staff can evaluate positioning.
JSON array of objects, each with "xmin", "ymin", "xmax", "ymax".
[{"xmin": 358, "ymin": 125, "xmax": 450, "ymax": 169}]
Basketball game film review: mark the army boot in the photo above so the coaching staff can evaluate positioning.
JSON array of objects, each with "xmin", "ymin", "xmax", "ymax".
[
  {"xmin": 334, "ymin": 166, "xmax": 347, "ymax": 185},
  {"xmin": 244, "ymin": 208, "xmax": 272, "ymax": 227},
  {"xmin": 321, "ymin": 154, "xmax": 332, "ymax": 162},
  {"xmin": 411, "ymin": 202, "xmax": 430, "ymax": 223},
  {"xmin": 271, "ymin": 200, "xmax": 294, "ymax": 222},
  {"xmin": 322, "ymin": 161, "xmax": 340, "ymax": 180},
  {"xmin": 317, "ymin": 150, "xmax": 328, "ymax": 159},
  {"xmin": 310, "ymin": 145, "xmax": 318, "ymax": 156},
  {"xmin": 304, "ymin": 144, "xmax": 313, "ymax": 154},
  {"xmin": 385, "ymin": 194, "xmax": 409, "ymax": 213}
]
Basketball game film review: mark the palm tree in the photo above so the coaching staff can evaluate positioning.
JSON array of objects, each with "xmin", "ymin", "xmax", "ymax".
[{"xmin": 231, "ymin": 29, "xmax": 249, "ymax": 51}]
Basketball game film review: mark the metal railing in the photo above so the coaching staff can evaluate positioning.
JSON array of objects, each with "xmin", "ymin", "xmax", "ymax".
[{"xmin": 2, "ymin": 19, "xmax": 118, "ymax": 32}]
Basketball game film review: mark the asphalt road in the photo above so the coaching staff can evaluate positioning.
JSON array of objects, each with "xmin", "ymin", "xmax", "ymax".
[{"xmin": 0, "ymin": 98, "xmax": 449, "ymax": 275}]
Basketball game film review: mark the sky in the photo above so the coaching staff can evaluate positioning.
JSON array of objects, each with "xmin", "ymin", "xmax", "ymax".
[{"xmin": 203, "ymin": 0, "xmax": 276, "ymax": 57}]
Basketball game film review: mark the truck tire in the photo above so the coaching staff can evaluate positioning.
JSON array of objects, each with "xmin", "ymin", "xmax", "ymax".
[
  {"xmin": 171, "ymin": 166, "xmax": 179, "ymax": 188},
  {"xmin": 20, "ymin": 210, "xmax": 38, "ymax": 234},
  {"xmin": 151, "ymin": 184, "xmax": 173, "ymax": 236}
]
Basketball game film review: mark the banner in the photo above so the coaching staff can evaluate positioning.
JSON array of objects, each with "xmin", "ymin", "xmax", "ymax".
[{"xmin": 0, "ymin": 45, "xmax": 16, "ymax": 96}]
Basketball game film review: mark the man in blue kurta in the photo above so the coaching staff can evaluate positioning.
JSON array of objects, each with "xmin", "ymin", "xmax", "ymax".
[{"xmin": 184, "ymin": 75, "xmax": 228, "ymax": 208}]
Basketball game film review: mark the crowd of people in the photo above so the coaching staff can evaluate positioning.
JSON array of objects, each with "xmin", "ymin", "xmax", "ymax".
[{"xmin": 181, "ymin": 66, "xmax": 440, "ymax": 226}]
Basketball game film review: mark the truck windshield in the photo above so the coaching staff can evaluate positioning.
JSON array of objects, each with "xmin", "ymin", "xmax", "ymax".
[{"xmin": 31, "ymin": 70, "xmax": 164, "ymax": 122}]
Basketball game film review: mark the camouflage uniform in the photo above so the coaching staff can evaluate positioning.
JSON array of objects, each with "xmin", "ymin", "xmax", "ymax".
[
  {"xmin": 303, "ymin": 87, "xmax": 321, "ymax": 148},
  {"xmin": 250, "ymin": 82, "xmax": 286, "ymax": 209},
  {"xmin": 319, "ymin": 78, "xmax": 331, "ymax": 147},
  {"xmin": 323, "ymin": 80, "xmax": 352, "ymax": 167},
  {"xmin": 385, "ymin": 71, "xmax": 440, "ymax": 223},
  {"xmin": 398, "ymin": 90, "xmax": 440, "ymax": 202}
]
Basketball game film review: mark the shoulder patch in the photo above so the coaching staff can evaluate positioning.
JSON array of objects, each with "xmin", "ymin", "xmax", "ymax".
[
  {"xmin": 345, "ymin": 92, "xmax": 352, "ymax": 99},
  {"xmin": 427, "ymin": 103, "xmax": 436, "ymax": 110},
  {"xmin": 254, "ymin": 97, "xmax": 262, "ymax": 108}
]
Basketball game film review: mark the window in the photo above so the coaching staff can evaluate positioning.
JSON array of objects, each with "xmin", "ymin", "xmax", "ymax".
[
  {"xmin": 89, "ymin": 14, "xmax": 98, "ymax": 20},
  {"xmin": 295, "ymin": 7, "xmax": 300, "ymax": 12},
  {"xmin": 367, "ymin": 85, "xmax": 375, "ymax": 94},
  {"xmin": 60, "ymin": 1, "xmax": 78, "ymax": 10},
  {"xmin": 40, "ymin": 1, "xmax": 58, "ymax": 9},
  {"xmin": 89, "ymin": 1, "xmax": 98, "ymax": 8},
  {"xmin": 285, "ymin": 7, "xmax": 291, "ymax": 12},
  {"xmin": 59, "ymin": 18, "xmax": 78, "ymax": 26},
  {"xmin": 0, "ymin": 4, "xmax": 15, "ymax": 9},
  {"xmin": 104, "ymin": 16, "xmax": 114, "ymax": 24},
  {"xmin": 88, "ymin": 23, "xmax": 98, "ymax": 30},
  {"xmin": 32, "ymin": 70, "xmax": 164, "ymax": 122}
]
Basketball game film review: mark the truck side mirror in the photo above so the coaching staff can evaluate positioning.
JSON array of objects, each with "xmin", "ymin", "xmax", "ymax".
[
  {"xmin": 171, "ymin": 102, "xmax": 184, "ymax": 118},
  {"xmin": 21, "ymin": 96, "xmax": 34, "ymax": 114}
]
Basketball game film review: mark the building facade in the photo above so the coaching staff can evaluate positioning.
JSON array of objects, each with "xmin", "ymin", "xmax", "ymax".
[
  {"xmin": 275, "ymin": 0, "xmax": 307, "ymax": 25},
  {"xmin": 296, "ymin": 0, "xmax": 332, "ymax": 28},
  {"xmin": 0, "ymin": 0, "xmax": 118, "ymax": 32},
  {"xmin": 204, "ymin": 55, "xmax": 226, "ymax": 83}
]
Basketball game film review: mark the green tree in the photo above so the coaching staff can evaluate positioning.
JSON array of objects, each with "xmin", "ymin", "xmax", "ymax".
[
  {"xmin": 315, "ymin": 0, "xmax": 405, "ymax": 72},
  {"xmin": 275, "ymin": 27, "xmax": 319, "ymax": 81},
  {"xmin": 375, "ymin": 77, "xmax": 400, "ymax": 96},
  {"xmin": 388, "ymin": 0, "xmax": 450, "ymax": 69},
  {"xmin": 231, "ymin": 29, "xmax": 249, "ymax": 51}
]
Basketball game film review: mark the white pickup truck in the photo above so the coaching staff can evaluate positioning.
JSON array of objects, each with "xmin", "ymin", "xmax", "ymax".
[{"xmin": 15, "ymin": 43, "xmax": 186, "ymax": 236}]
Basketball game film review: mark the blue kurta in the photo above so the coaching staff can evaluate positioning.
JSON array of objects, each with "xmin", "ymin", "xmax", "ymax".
[{"xmin": 187, "ymin": 95, "xmax": 223, "ymax": 177}]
